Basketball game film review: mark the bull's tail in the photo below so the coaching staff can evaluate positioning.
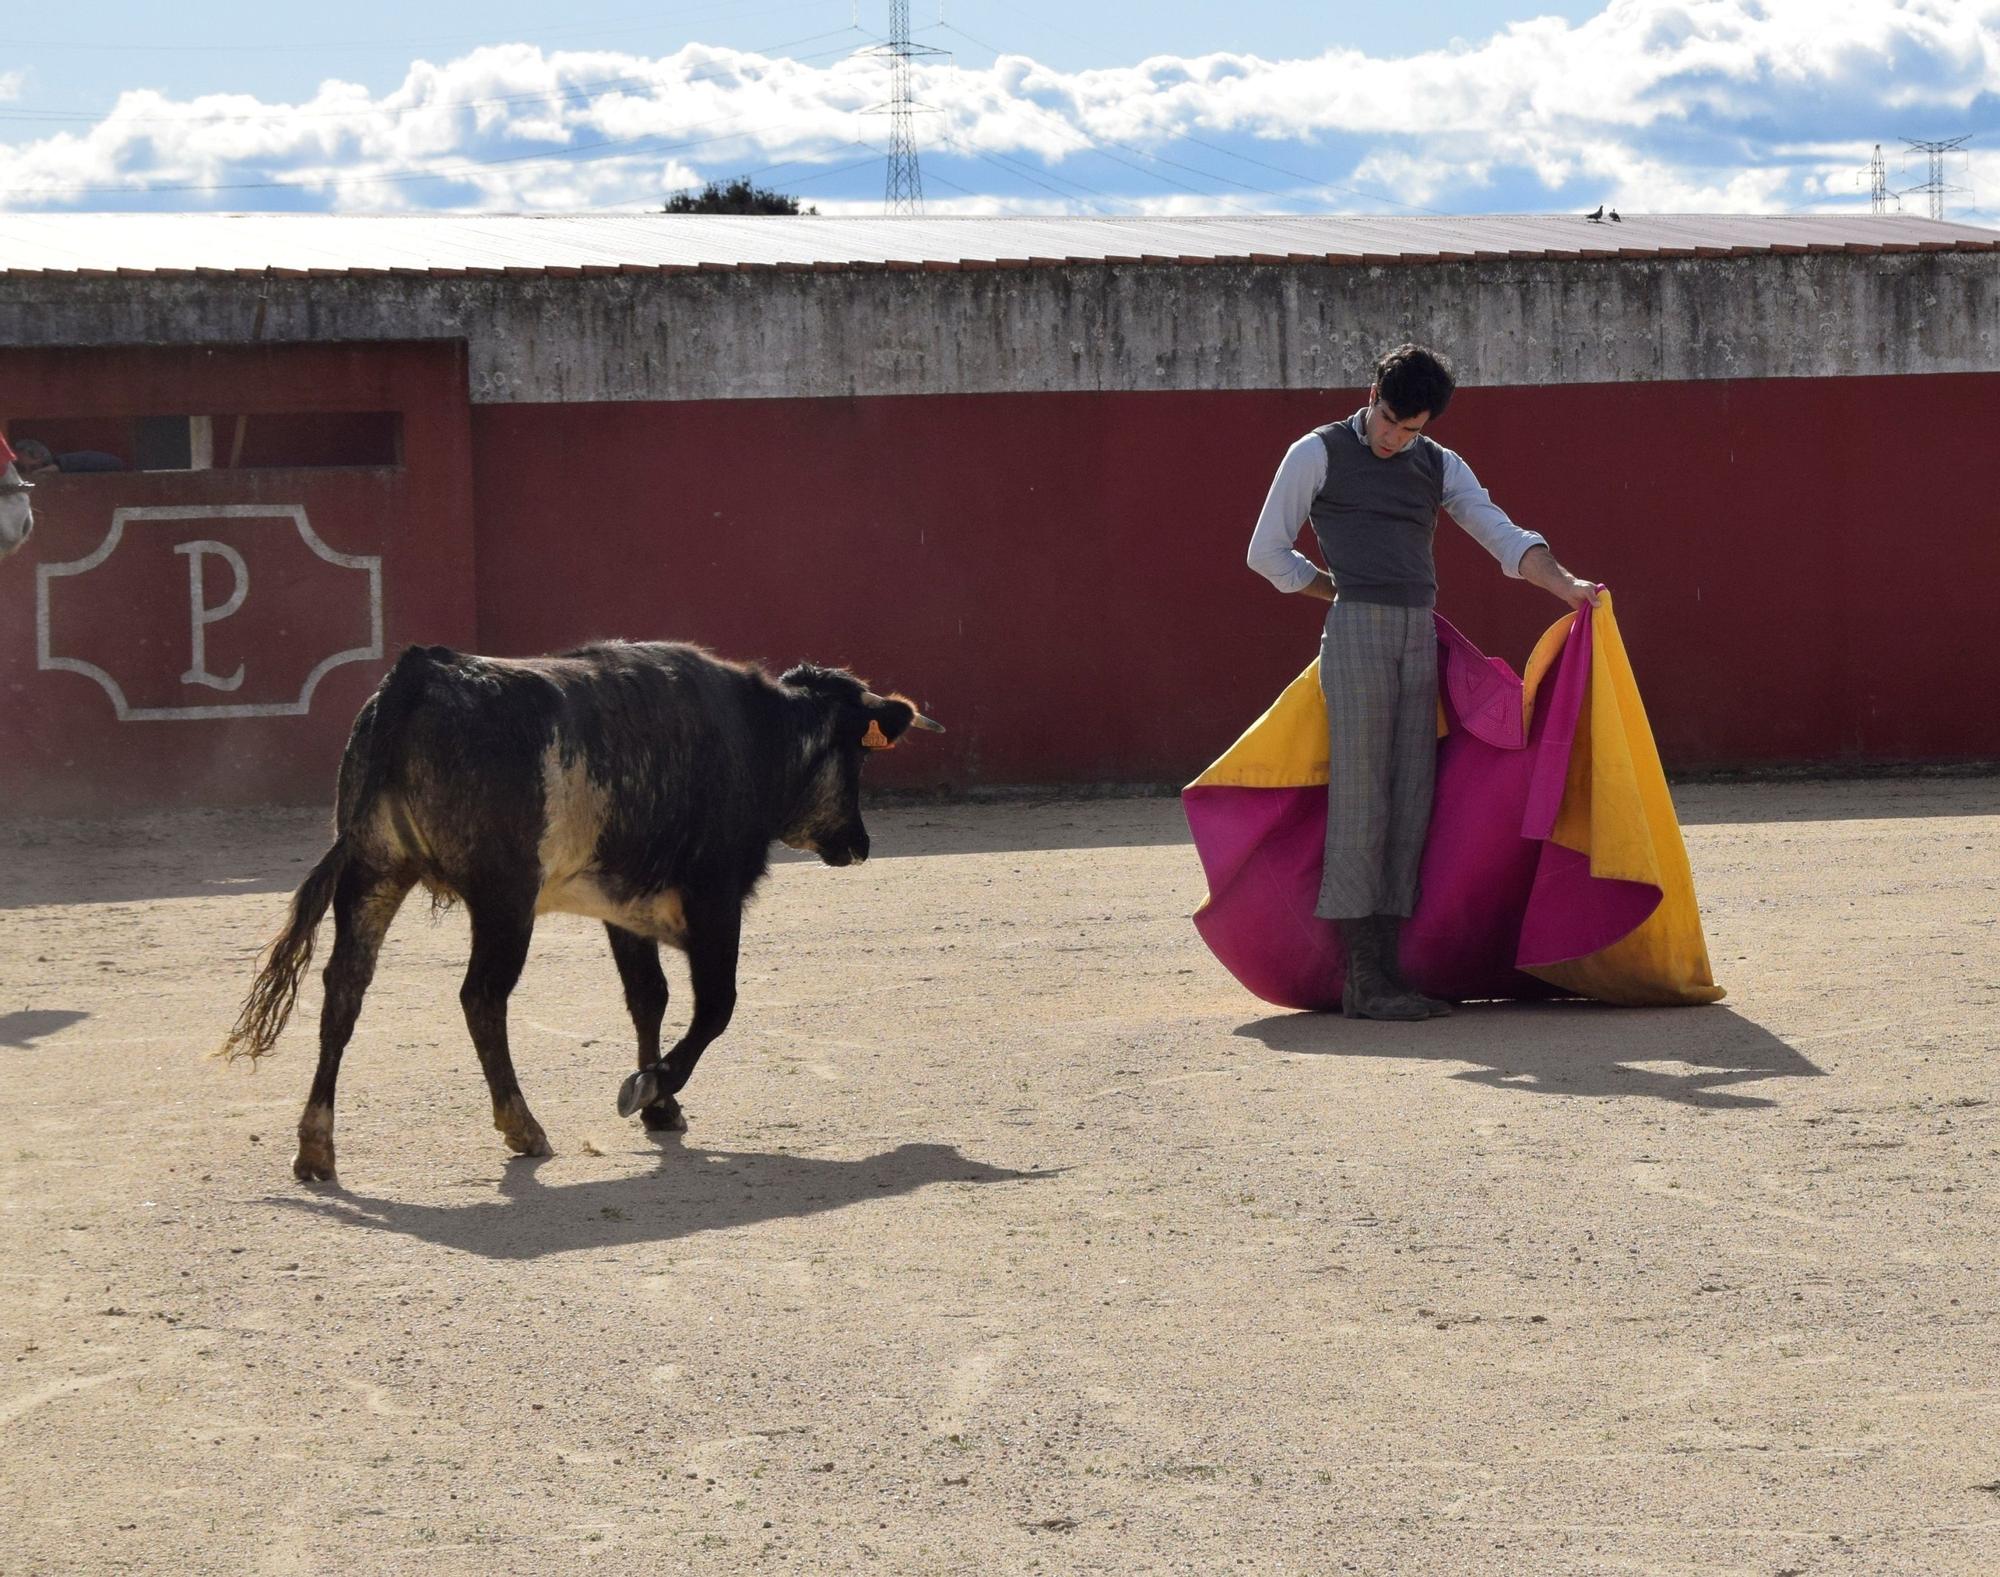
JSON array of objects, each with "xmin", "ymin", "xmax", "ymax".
[
  {"xmin": 219, "ymin": 643, "xmax": 452, "ymax": 1064},
  {"xmin": 216, "ymin": 839, "xmax": 347, "ymax": 1063}
]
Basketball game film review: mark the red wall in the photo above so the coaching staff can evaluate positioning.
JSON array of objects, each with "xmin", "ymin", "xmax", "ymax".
[
  {"xmin": 471, "ymin": 373, "xmax": 2000, "ymax": 788},
  {"xmin": 4, "ymin": 356, "xmax": 1989, "ymax": 813},
  {"xmin": 0, "ymin": 344, "xmax": 474, "ymax": 815}
]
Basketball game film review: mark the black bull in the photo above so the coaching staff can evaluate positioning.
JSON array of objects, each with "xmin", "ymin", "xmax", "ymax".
[{"xmin": 221, "ymin": 641, "xmax": 942, "ymax": 1182}]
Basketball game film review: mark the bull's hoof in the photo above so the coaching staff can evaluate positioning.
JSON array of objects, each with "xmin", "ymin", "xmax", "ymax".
[
  {"xmin": 617, "ymin": 1067, "xmax": 662, "ymax": 1120},
  {"xmin": 295, "ymin": 1106, "xmax": 337, "ymax": 1184},
  {"xmin": 502, "ymin": 1124, "xmax": 553, "ymax": 1158},
  {"xmin": 493, "ymin": 1096, "xmax": 552, "ymax": 1157},
  {"xmin": 293, "ymin": 1146, "xmax": 337, "ymax": 1184},
  {"xmin": 640, "ymin": 1096, "xmax": 687, "ymax": 1133}
]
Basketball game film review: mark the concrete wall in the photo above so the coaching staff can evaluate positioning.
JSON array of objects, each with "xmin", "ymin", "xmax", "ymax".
[{"xmin": 1, "ymin": 251, "xmax": 1995, "ymax": 405}]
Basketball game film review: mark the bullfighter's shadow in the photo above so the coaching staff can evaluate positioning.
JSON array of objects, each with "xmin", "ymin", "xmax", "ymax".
[
  {"xmin": 1235, "ymin": 1003, "xmax": 1822, "ymax": 1110},
  {"xmin": 265, "ymin": 1140, "xmax": 1039, "ymax": 1261}
]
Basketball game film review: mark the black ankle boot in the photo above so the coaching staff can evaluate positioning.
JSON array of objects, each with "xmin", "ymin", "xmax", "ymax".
[
  {"xmin": 1337, "ymin": 917, "xmax": 1431, "ymax": 1021},
  {"xmin": 1370, "ymin": 914, "xmax": 1452, "ymax": 1017}
]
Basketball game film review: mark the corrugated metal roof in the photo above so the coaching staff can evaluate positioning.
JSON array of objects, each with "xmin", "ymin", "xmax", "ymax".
[{"xmin": 0, "ymin": 211, "xmax": 1993, "ymax": 277}]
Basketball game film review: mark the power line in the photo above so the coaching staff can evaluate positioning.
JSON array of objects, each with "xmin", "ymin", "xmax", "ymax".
[
  {"xmin": 0, "ymin": 117, "xmax": 826, "ymax": 200},
  {"xmin": 1164, "ymin": 130, "xmax": 1455, "ymax": 217},
  {"xmin": 871, "ymin": 135, "xmax": 1133, "ymax": 214},
  {"xmin": 974, "ymin": 151, "xmax": 1139, "ymax": 214},
  {"xmin": 933, "ymin": 132, "xmax": 1136, "ymax": 214},
  {"xmin": 0, "ymin": 29, "xmax": 873, "ymax": 128},
  {"xmin": 921, "ymin": 17, "xmax": 1452, "ymax": 217},
  {"xmin": 911, "ymin": 18, "xmax": 1282, "ymax": 214},
  {"xmin": 974, "ymin": 0, "xmax": 1097, "ymax": 53},
  {"xmin": 8, "ymin": 0, "xmax": 836, "ymax": 53},
  {"xmin": 782, "ymin": 149, "xmax": 895, "ymax": 189},
  {"xmin": 581, "ymin": 139, "xmax": 875, "ymax": 209},
  {"xmin": 659, "ymin": 139, "xmax": 874, "ymax": 198},
  {"xmin": 1076, "ymin": 142, "xmax": 1270, "ymax": 217},
  {"xmin": 1092, "ymin": 134, "xmax": 1294, "ymax": 209},
  {"xmin": 0, "ymin": 28, "xmax": 899, "ymax": 202}
]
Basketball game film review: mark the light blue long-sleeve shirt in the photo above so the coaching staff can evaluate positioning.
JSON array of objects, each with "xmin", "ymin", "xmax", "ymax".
[{"xmin": 1246, "ymin": 415, "xmax": 1548, "ymax": 595}]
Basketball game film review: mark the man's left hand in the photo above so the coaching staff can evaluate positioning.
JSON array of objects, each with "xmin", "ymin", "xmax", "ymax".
[{"xmin": 1520, "ymin": 545, "xmax": 1601, "ymax": 607}]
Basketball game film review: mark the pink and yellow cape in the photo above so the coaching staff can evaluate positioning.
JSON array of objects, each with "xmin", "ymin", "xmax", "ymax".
[{"xmin": 1182, "ymin": 593, "xmax": 1723, "ymax": 1010}]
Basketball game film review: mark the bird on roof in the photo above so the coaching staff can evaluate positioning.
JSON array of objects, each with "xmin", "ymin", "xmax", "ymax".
[
  {"xmin": 1586, "ymin": 205, "xmax": 1605, "ymax": 221},
  {"xmin": 1609, "ymin": 209, "xmax": 1623, "ymax": 222}
]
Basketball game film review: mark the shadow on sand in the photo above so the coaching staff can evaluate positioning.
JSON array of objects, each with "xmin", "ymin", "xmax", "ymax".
[
  {"xmin": 786, "ymin": 795, "xmax": 1192, "ymax": 861},
  {"xmin": 1235, "ymin": 1002, "xmax": 1822, "ymax": 1111},
  {"xmin": 0, "ymin": 1009, "xmax": 91, "ymax": 1048},
  {"xmin": 0, "ymin": 809, "xmax": 319, "ymax": 910},
  {"xmin": 264, "ymin": 1139, "xmax": 1041, "ymax": 1260}
]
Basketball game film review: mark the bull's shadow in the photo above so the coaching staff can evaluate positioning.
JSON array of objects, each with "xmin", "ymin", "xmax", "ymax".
[
  {"xmin": 265, "ymin": 1140, "xmax": 1037, "ymax": 1260},
  {"xmin": 1236, "ymin": 1002, "xmax": 1822, "ymax": 1110}
]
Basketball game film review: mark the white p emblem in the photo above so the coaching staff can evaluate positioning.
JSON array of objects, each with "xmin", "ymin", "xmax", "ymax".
[{"xmin": 175, "ymin": 539, "xmax": 249, "ymax": 692}]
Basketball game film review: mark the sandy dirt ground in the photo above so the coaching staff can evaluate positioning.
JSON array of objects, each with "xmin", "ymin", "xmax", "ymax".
[{"xmin": 2, "ymin": 779, "xmax": 1997, "ymax": 1576}]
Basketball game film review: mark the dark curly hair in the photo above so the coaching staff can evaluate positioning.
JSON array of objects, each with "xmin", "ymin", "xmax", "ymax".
[{"xmin": 1374, "ymin": 344, "xmax": 1456, "ymax": 421}]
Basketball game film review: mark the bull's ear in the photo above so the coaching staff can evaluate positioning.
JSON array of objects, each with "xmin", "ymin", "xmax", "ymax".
[
  {"xmin": 860, "ymin": 693, "xmax": 943, "ymax": 748},
  {"xmin": 861, "ymin": 698, "xmax": 915, "ymax": 750}
]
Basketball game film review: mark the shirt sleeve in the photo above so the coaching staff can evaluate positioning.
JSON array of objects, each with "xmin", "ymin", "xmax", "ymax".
[
  {"xmin": 1246, "ymin": 435, "xmax": 1328, "ymax": 594},
  {"xmin": 1440, "ymin": 447, "xmax": 1546, "ymax": 576}
]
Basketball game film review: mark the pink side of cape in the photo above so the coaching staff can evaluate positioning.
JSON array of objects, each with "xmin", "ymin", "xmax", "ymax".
[{"xmin": 1183, "ymin": 607, "xmax": 1660, "ymax": 1011}]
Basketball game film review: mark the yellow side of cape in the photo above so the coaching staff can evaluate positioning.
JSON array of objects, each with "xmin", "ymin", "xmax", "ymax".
[
  {"xmin": 1186, "ymin": 659, "xmax": 1336, "ymax": 790},
  {"xmin": 1524, "ymin": 599, "xmax": 1724, "ymax": 1005},
  {"xmin": 1186, "ymin": 610, "xmax": 1572, "ymax": 791}
]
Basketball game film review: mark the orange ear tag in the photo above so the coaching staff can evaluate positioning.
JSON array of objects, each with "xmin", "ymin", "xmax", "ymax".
[{"xmin": 861, "ymin": 720, "xmax": 896, "ymax": 750}]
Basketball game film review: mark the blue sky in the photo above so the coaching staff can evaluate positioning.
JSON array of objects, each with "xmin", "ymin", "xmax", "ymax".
[{"xmin": 2, "ymin": 1, "xmax": 1993, "ymax": 224}]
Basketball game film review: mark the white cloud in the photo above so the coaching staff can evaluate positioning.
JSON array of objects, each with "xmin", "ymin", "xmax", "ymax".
[{"xmin": 0, "ymin": 2, "xmax": 1993, "ymax": 224}]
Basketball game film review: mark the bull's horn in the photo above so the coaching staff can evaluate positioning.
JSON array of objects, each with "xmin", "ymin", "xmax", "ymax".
[{"xmin": 872, "ymin": 690, "xmax": 946, "ymax": 734}]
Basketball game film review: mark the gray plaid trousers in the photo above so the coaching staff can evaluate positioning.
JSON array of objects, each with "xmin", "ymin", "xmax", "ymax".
[{"xmin": 1314, "ymin": 600, "xmax": 1438, "ymax": 920}]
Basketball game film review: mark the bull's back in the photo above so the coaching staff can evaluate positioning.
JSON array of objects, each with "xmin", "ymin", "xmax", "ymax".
[{"xmin": 348, "ymin": 644, "xmax": 770, "ymax": 930}]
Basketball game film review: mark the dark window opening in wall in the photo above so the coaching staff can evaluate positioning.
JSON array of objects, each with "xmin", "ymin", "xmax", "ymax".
[
  {"xmin": 211, "ymin": 411, "xmax": 403, "ymax": 469},
  {"xmin": 134, "ymin": 415, "xmax": 197, "ymax": 470},
  {"xmin": 2, "ymin": 412, "xmax": 402, "ymax": 473}
]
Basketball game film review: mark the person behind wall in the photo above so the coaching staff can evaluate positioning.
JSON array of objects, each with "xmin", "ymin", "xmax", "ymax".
[
  {"xmin": 1245, "ymin": 343, "xmax": 1600, "ymax": 1022},
  {"xmin": 0, "ymin": 432, "xmax": 34, "ymax": 560},
  {"xmin": 11, "ymin": 437, "xmax": 126, "ymax": 475}
]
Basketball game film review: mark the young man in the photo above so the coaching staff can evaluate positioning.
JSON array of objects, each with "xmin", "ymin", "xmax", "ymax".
[
  {"xmin": 1246, "ymin": 343, "xmax": 1598, "ymax": 1021},
  {"xmin": 11, "ymin": 438, "xmax": 125, "ymax": 475}
]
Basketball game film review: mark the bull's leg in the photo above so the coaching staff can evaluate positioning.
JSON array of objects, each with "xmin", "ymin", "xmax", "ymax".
[
  {"xmin": 295, "ymin": 864, "xmax": 413, "ymax": 1183},
  {"xmin": 606, "ymin": 925, "xmax": 682, "ymax": 1131},
  {"xmin": 656, "ymin": 896, "xmax": 742, "ymax": 1105},
  {"xmin": 459, "ymin": 891, "xmax": 550, "ymax": 1158}
]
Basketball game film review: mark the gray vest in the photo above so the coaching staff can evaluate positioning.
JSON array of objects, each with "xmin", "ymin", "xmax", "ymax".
[{"xmin": 1308, "ymin": 411, "xmax": 1445, "ymax": 608}]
